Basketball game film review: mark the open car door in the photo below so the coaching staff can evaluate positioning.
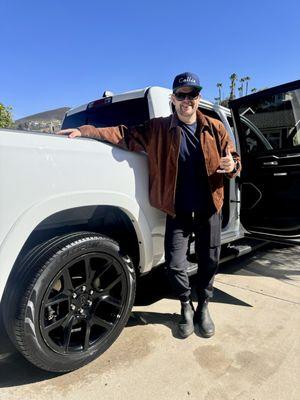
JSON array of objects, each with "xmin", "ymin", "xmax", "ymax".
[{"xmin": 230, "ymin": 80, "xmax": 300, "ymax": 245}]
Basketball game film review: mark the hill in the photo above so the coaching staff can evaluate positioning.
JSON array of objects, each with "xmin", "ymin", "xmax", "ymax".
[{"xmin": 14, "ymin": 107, "xmax": 70, "ymax": 132}]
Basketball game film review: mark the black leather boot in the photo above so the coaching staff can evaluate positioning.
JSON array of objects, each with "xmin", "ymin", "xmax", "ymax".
[
  {"xmin": 194, "ymin": 300, "xmax": 215, "ymax": 338},
  {"xmin": 178, "ymin": 301, "xmax": 195, "ymax": 338}
]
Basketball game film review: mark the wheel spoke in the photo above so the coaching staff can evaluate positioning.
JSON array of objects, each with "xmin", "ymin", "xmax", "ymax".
[
  {"xmin": 102, "ymin": 295, "xmax": 122, "ymax": 308},
  {"xmin": 45, "ymin": 292, "xmax": 69, "ymax": 308},
  {"xmin": 102, "ymin": 275, "xmax": 122, "ymax": 292},
  {"xmin": 85, "ymin": 258, "xmax": 114, "ymax": 287},
  {"xmin": 84, "ymin": 321, "xmax": 91, "ymax": 351},
  {"xmin": 44, "ymin": 313, "xmax": 70, "ymax": 332},
  {"xmin": 92, "ymin": 275, "xmax": 123, "ymax": 300},
  {"xmin": 84, "ymin": 256, "xmax": 93, "ymax": 285},
  {"xmin": 62, "ymin": 315, "xmax": 75, "ymax": 352},
  {"xmin": 92, "ymin": 315, "xmax": 114, "ymax": 330},
  {"xmin": 62, "ymin": 268, "xmax": 74, "ymax": 292},
  {"xmin": 97, "ymin": 260, "xmax": 114, "ymax": 279}
]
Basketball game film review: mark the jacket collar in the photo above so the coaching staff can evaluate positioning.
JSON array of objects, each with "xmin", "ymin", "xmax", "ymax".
[{"xmin": 169, "ymin": 109, "xmax": 209, "ymax": 130}]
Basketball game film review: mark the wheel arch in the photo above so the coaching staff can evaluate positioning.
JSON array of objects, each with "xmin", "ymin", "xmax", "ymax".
[{"xmin": 0, "ymin": 193, "xmax": 153, "ymax": 303}]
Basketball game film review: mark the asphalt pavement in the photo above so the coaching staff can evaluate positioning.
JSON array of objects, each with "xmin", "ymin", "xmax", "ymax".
[{"xmin": 0, "ymin": 243, "xmax": 299, "ymax": 400}]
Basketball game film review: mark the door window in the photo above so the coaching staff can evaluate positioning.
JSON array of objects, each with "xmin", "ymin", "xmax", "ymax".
[
  {"xmin": 233, "ymin": 88, "xmax": 300, "ymax": 153},
  {"xmin": 240, "ymin": 118, "xmax": 272, "ymax": 154}
]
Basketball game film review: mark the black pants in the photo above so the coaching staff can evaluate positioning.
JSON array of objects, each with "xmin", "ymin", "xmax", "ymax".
[{"xmin": 164, "ymin": 211, "xmax": 222, "ymax": 303}]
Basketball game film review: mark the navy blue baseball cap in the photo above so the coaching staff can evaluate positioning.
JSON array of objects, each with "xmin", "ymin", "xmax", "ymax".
[{"xmin": 172, "ymin": 72, "xmax": 202, "ymax": 92}]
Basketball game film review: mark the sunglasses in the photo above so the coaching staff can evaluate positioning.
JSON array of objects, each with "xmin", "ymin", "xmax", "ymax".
[{"xmin": 174, "ymin": 90, "xmax": 200, "ymax": 101}]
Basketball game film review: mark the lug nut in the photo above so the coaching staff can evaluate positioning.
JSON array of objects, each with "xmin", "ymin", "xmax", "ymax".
[
  {"xmin": 87, "ymin": 300, "xmax": 92, "ymax": 306},
  {"xmin": 70, "ymin": 304, "xmax": 76, "ymax": 311},
  {"xmin": 82, "ymin": 285, "xmax": 86, "ymax": 292},
  {"xmin": 72, "ymin": 293, "xmax": 77, "ymax": 299}
]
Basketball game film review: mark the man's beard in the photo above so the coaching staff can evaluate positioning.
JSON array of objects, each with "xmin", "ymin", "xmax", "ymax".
[{"xmin": 179, "ymin": 103, "xmax": 194, "ymax": 115}]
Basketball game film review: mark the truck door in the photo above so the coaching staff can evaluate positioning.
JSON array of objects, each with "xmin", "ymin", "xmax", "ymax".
[{"xmin": 230, "ymin": 80, "xmax": 300, "ymax": 244}]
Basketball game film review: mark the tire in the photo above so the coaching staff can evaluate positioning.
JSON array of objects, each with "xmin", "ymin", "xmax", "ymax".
[{"xmin": 3, "ymin": 232, "xmax": 136, "ymax": 372}]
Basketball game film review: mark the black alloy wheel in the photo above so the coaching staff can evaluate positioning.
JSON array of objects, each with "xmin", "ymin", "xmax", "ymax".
[{"xmin": 3, "ymin": 232, "xmax": 136, "ymax": 372}]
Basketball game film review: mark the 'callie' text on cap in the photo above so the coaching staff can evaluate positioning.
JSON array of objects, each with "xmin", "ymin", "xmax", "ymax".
[{"xmin": 172, "ymin": 72, "xmax": 202, "ymax": 92}]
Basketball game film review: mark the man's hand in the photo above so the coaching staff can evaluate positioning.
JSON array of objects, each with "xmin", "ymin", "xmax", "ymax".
[
  {"xmin": 56, "ymin": 128, "xmax": 82, "ymax": 138},
  {"xmin": 217, "ymin": 145, "xmax": 235, "ymax": 173}
]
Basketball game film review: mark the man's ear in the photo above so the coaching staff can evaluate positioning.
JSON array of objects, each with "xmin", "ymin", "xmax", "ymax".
[
  {"xmin": 169, "ymin": 94, "xmax": 176, "ymax": 112},
  {"xmin": 196, "ymin": 93, "xmax": 201, "ymax": 106}
]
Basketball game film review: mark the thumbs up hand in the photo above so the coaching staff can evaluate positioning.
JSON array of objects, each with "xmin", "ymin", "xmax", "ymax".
[{"xmin": 217, "ymin": 143, "xmax": 235, "ymax": 173}]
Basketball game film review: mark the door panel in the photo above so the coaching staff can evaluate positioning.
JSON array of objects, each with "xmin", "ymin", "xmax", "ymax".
[{"xmin": 230, "ymin": 80, "xmax": 300, "ymax": 243}]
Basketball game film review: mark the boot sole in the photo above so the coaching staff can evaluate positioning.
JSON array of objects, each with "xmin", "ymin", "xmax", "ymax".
[
  {"xmin": 178, "ymin": 327, "xmax": 194, "ymax": 338},
  {"xmin": 196, "ymin": 324, "xmax": 215, "ymax": 338}
]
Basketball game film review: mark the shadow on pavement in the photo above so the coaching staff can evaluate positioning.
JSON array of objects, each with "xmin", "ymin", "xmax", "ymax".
[
  {"xmin": 127, "ymin": 283, "xmax": 252, "ymax": 339},
  {"xmin": 134, "ymin": 264, "xmax": 253, "ymax": 308},
  {"xmin": 220, "ymin": 243, "xmax": 300, "ymax": 282},
  {"xmin": 127, "ymin": 311, "xmax": 181, "ymax": 337},
  {"xmin": 0, "ymin": 353, "xmax": 62, "ymax": 387}
]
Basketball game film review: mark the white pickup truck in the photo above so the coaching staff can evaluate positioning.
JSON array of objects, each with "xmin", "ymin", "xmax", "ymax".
[{"xmin": 0, "ymin": 80, "xmax": 299, "ymax": 372}]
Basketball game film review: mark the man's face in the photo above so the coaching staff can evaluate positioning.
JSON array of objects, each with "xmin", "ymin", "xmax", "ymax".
[{"xmin": 171, "ymin": 86, "xmax": 200, "ymax": 118}]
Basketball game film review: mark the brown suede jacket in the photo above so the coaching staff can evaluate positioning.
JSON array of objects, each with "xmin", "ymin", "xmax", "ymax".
[{"xmin": 79, "ymin": 109, "xmax": 241, "ymax": 216}]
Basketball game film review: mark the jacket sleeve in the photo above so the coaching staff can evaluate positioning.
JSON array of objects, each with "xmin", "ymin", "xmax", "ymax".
[
  {"xmin": 78, "ymin": 120, "xmax": 153, "ymax": 153},
  {"xmin": 218, "ymin": 122, "xmax": 242, "ymax": 178}
]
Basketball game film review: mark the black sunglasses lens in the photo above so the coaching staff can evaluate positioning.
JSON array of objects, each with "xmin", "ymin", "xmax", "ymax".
[
  {"xmin": 191, "ymin": 90, "xmax": 199, "ymax": 98},
  {"xmin": 175, "ymin": 91, "xmax": 199, "ymax": 100},
  {"xmin": 175, "ymin": 93, "xmax": 186, "ymax": 100}
]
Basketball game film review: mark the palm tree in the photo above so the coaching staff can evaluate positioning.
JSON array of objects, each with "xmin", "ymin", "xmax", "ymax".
[
  {"xmin": 229, "ymin": 73, "xmax": 238, "ymax": 100},
  {"xmin": 216, "ymin": 83, "xmax": 223, "ymax": 103},
  {"xmin": 239, "ymin": 78, "xmax": 245, "ymax": 96},
  {"xmin": 244, "ymin": 76, "xmax": 251, "ymax": 95}
]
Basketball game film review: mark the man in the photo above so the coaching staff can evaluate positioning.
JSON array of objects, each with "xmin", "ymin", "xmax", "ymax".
[{"xmin": 57, "ymin": 72, "xmax": 241, "ymax": 339}]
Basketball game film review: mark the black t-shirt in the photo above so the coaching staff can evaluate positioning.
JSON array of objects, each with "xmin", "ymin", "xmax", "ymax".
[{"xmin": 175, "ymin": 121, "xmax": 213, "ymax": 214}]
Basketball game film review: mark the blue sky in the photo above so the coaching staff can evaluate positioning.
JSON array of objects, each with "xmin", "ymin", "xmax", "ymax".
[{"xmin": 1, "ymin": 0, "xmax": 299, "ymax": 120}]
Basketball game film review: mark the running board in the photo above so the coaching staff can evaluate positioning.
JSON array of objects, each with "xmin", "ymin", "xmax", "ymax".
[
  {"xmin": 187, "ymin": 239, "xmax": 267, "ymax": 276},
  {"xmin": 219, "ymin": 243, "xmax": 253, "ymax": 263}
]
